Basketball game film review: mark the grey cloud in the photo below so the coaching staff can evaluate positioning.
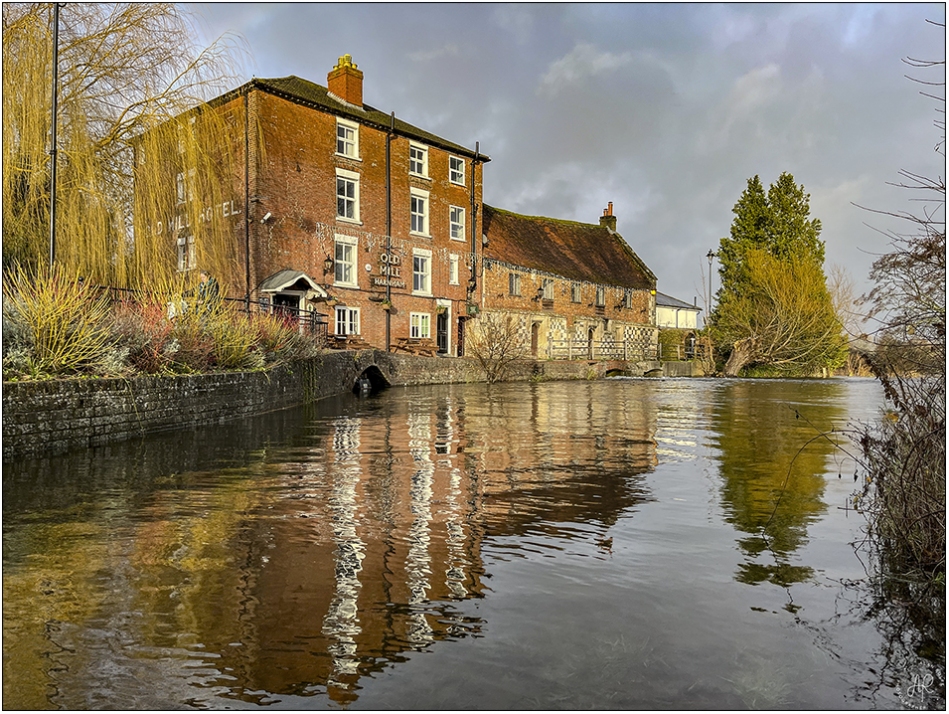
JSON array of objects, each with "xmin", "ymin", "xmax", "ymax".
[{"xmin": 187, "ymin": 2, "xmax": 945, "ymax": 305}]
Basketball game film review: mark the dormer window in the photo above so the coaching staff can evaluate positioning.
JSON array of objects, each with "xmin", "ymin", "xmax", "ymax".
[
  {"xmin": 410, "ymin": 143, "xmax": 428, "ymax": 177},
  {"xmin": 336, "ymin": 118, "xmax": 359, "ymax": 158}
]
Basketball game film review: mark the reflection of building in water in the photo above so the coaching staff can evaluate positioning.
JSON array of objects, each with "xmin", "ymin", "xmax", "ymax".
[
  {"xmin": 473, "ymin": 382, "xmax": 658, "ymax": 535},
  {"xmin": 322, "ymin": 416, "xmax": 365, "ymax": 690},
  {"xmin": 94, "ymin": 383, "xmax": 657, "ymax": 704},
  {"xmin": 406, "ymin": 408, "xmax": 435, "ymax": 648}
]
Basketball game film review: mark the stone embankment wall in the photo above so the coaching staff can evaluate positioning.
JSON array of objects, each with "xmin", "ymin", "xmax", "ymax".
[{"xmin": 2, "ymin": 351, "xmax": 674, "ymax": 460}]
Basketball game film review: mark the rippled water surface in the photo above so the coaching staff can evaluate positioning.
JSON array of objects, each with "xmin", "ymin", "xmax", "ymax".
[{"xmin": 2, "ymin": 377, "xmax": 938, "ymax": 708}]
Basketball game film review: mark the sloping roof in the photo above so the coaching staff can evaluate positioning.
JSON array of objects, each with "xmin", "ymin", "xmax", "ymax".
[
  {"xmin": 258, "ymin": 269, "xmax": 326, "ymax": 296},
  {"xmin": 482, "ymin": 205, "xmax": 656, "ymax": 290},
  {"xmin": 656, "ymin": 292, "xmax": 701, "ymax": 311},
  {"xmin": 214, "ymin": 75, "xmax": 488, "ymax": 162}
]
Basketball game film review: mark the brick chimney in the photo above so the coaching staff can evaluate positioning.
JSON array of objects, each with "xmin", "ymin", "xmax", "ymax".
[
  {"xmin": 599, "ymin": 202, "xmax": 617, "ymax": 232},
  {"xmin": 327, "ymin": 54, "xmax": 364, "ymax": 107}
]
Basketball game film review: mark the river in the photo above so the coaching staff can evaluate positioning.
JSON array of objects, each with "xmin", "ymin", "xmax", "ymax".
[{"xmin": 1, "ymin": 377, "xmax": 942, "ymax": 709}]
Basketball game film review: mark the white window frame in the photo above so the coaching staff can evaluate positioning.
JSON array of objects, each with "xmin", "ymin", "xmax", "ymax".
[
  {"xmin": 413, "ymin": 247, "xmax": 432, "ymax": 295},
  {"xmin": 409, "ymin": 142, "xmax": 428, "ymax": 177},
  {"xmin": 334, "ymin": 233, "xmax": 359, "ymax": 287},
  {"xmin": 624, "ymin": 289, "xmax": 634, "ymax": 309},
  {"xmin": 176, "ymin": 168, "xmax": 196, "ymax": 205},
  {"xmin": 410, "ymin": 312, "xmax": 431, "ymax": 339},
  {"xmin": 572, "ymin": 283, "xmax": 582, "ymax": 303},
  {"xmin": 449, "ymin": 156, "xmax": 465, "ymax": 185},
  {"xmin": 336, "ymin": 168, "xmax": 360, "ymax": 223},
  {"xmin": 595, "ymin": 286, "xmax": 606, "ymax": 306},
  {"xmin": 449, "ymin": 253, "xmax": 460, "ymax": 285},
  {"xmin": 542, "ymin": 278, "xmax": 555, "ymax": 300},
  {"xmin": 176, "ymin": 235, "xmax": 195, "ymax": 272},
  {"xmin": 410, "ymin": 187, "xmax": 429, "ymax": 236},
  {"xmin": 509, "ymin": 272, "xmax": 521, "ymax": 296},
  {"xmin": 450, "ymin": 205, "xmax": 466, "ymax": 241},
  {"xmin": 336, "ymin": 118, "xmax": 359, "ymax": 159},
  {"xmin": 334, "ymin": 305, "xmax": 360, "ymax": 335}
]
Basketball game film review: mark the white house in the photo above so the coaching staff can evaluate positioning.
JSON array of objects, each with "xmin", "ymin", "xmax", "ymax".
[{"xmin": 656, "ymin": 292, "xmax": 701, "ymax": 330}]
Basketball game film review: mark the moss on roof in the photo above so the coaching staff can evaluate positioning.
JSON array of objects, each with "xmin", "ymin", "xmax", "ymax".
[
  {"xmin": 215, "ymin": 75, "xmax": 487, "ymax": 162},
  {"xmin": 482, "ymin": 205, "xmax": 656, "ymax": 290}
]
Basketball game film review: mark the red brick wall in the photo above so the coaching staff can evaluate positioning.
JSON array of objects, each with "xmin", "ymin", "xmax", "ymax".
[
  {"xmin": 212, "ymin": 89, "xmax": 484, "ymax": 353},
  {"xmin": 482, "ymin": 261, "xmax": 654, "ymax": 324},
  {"xmin": 480, "ymin": 260, "xmax": 656, "ymax": 358}
]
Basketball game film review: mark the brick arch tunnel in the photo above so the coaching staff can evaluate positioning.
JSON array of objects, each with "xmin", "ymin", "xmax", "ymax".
[{"xmin": 352, "ymin": 364, "xmax": 391, "ymax": 396}]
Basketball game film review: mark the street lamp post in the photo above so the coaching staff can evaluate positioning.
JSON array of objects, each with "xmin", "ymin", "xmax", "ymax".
[
  {"xmin": 706, "ymin": 249, "xmax": 717, "ymax": 326},
  {"xmin": 49, "ymin": 2, "xmax": 60, "ymax": 267}
]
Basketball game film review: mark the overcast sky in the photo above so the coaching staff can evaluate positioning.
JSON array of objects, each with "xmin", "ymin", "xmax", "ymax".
[{"xmin": 189, "ymin": 2, "xmax": 945, "ymax": 312}]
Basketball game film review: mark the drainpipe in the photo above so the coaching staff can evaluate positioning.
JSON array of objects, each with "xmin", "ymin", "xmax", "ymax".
[
  {"xmin": 469, "ymin": 141, "xmax": 480, "ymax": 304},
  {"xmin": 243, "ymin": 89, "xmax": 251, "ymax": 311},
  {"xmin": 386, "ymin": 111, "xmax": 395, "ymax": 351}
]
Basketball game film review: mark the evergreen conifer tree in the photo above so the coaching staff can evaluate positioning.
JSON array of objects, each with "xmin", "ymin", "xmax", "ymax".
[{"xmin": 710, "ymin": 172, "xmax": 845, "ymax": 376}]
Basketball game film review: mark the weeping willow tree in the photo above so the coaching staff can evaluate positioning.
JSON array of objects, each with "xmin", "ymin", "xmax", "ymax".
[{"xmin": 2, "ymin": 3, "xmax": 246, "ymax": 290}]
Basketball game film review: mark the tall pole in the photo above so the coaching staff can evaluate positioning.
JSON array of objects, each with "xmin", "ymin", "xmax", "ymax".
[
  {"xmin": 706, "ymin": 249, "xmax": 716, "ymax": 328},
  {"xmin": 385, "ymin": 111, "xmax": 394, "ymax": 351},
  {"xmin": 49, "ymin": 2, "xmax": 60, "ymax": 267}
]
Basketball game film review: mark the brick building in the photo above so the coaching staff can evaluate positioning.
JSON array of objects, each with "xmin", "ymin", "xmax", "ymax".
[
  {"xmin": 480, "ymin": 203, "xmax": 658, "ymax": 360},
  {"xmin": 166, "ymin": 54, "xmax": 488, "ymax": 354},
  {"xmin": 157, "ymin": 54, "xmax": 662, "ymax": 360}
]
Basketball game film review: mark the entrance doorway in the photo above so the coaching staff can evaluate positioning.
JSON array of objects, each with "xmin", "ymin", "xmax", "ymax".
[
  {"xmin": 436, "ymin": 311, "xmax": 449, "ymax": 354},
  {"xmin": 531, "ymin": 323, "xmax": 540, "ymax": 357},
  {"xmin": 273, "ymin": 293, "xmax": 301, "ymax": 321}
]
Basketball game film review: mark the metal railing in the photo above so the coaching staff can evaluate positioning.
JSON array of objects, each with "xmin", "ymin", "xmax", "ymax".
[{"xmin": 92, "ymin": 284, "xmax": 329, "ymax": 347}]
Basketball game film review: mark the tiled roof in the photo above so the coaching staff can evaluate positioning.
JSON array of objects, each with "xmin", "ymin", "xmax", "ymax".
[
  {"xmin": 482, "ymin": 205, "xmax": 656, "ymax": 290},
  {"xmin": 656, "ymin": 292, "xmax": 700, "ymax": 311},
  {"xmin": 217, "ymin": 75, "xmax": 487, "ymax": 161}
]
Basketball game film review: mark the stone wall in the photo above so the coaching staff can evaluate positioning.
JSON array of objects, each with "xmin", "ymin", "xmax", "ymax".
[
  {"xmin": 3, "ymin": 354, "xmax": 342, "ymax": 461},
  {"xmin": 2, "ymin": 351, "xmax": 669, "ymax": 460}
]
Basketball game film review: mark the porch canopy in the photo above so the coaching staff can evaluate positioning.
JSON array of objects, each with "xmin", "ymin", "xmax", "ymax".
[{"xmin": 258, "ymin": 269, "xmax": 327, "ymax": 300}]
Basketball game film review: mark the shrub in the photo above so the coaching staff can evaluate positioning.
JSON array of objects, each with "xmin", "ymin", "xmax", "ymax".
[
  {"xmin": 205, "ymin": 309, "xmax": 263, "ymax": 370},
  {"xmin": 251, "ymin": 313, "xmax": 321, "ymax": 364},
  {"xmin": 111, "ymin": 300, "xmax": 176, "ymax": 374},
  {"xmin": 468, "ymin": 312, "xmax": 529, "ymax": 383},
  {"xmin": 1, "ymin": 264, "xmax": 113, "ymax": 378}
]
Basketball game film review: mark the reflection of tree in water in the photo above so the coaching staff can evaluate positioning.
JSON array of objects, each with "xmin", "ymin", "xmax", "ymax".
[{"xmin": 709, "ymin": 380, "xmax": 846, "ymax": 587}]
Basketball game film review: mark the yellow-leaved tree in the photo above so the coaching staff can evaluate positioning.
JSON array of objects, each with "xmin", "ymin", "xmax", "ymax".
[{"xmin": 2, "ymin": 3, "xmax": 245, "ymax": 289}]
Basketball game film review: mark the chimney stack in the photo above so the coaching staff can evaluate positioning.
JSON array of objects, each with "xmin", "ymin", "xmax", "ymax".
[
  {"xmin": 328, "ymin": 54, "xmax": 364, "ymax": 108},
  {"xmin": 599, "ymin": 202, "xmax": 617, "ymax": 232}
]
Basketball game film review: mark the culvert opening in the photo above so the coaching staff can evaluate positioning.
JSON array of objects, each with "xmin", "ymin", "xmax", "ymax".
[{"xmin": 353, "ymin": 365, "xmax": 390, "ymax": 396}]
